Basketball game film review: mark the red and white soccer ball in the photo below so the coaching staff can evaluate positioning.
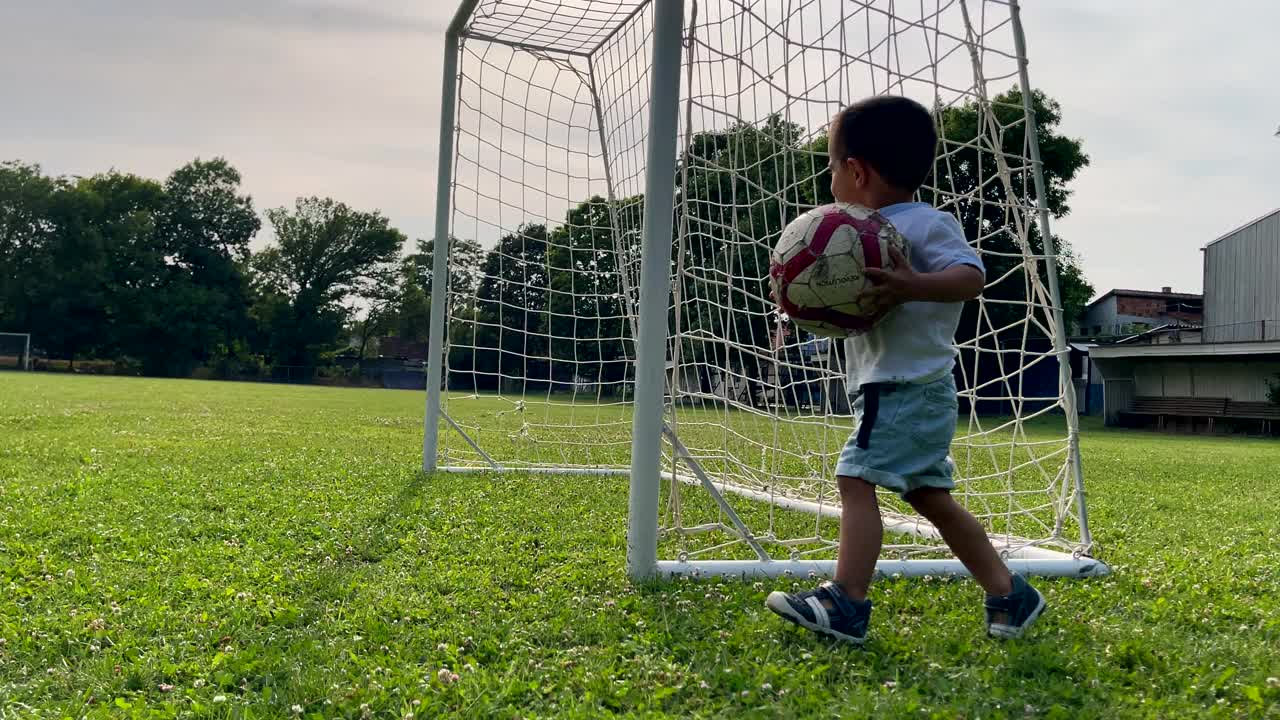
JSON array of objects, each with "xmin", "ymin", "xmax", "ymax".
[{"xmin": 768, "ymin": 203, "xmax": 910, "ymax": 338}]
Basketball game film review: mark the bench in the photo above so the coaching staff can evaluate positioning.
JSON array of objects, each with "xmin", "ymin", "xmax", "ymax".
[
  {"xmin": 1224, "ymin": 401, "xmax": 1280, "ymax": 434},
  {"xmin": 1120, "ymin": 396, "xmax": 1228, "ymax": 431}
]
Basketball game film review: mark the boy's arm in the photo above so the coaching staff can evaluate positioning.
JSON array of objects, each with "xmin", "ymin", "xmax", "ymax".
[{"xmin": 863, "ymin": 245, "xmax": 984, "ymax": 304}]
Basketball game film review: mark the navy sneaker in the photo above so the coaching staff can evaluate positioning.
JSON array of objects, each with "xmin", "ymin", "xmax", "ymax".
[
  {"xmin": 984, "ymin": 574, "xmax": 1046, "ymax": 639},
  {"xmin": 765, "ymin": 580, "xmax": 871, "ymax": 644}
]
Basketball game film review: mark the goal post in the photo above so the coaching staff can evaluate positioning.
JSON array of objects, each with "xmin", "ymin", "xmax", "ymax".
[
  {"xmin": 428, "ymin": 0, "xmax": 1109, "ymax": 582},
  {"xmin": 625, "ymin": 0, "xmax": 685, "ymax": 582},
  {"xmin": 422, "ymin": 2, "xmax": 470, "ymax": 475},
  {"xmin": 0, "ymin": 333, "xmax": 32, "ymax": 371}
]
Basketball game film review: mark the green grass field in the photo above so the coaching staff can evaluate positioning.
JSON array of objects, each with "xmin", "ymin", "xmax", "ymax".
[{"xmin": 1, "ymin": 373, "xmax": 1278, "ymax": 719}]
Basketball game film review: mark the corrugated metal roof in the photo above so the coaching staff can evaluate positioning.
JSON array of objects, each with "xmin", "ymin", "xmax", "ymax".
[
  {"xmin": 1203, "ymin": 207, "xmax": 1280, "ymax": 249},
  {"xmin": 1090, "ymin": 339, "xmax": 1280, "ymax": 359},
  {"xmin": 1114, "ymin": 322, "xmax": 1203, "ymax": 345}
]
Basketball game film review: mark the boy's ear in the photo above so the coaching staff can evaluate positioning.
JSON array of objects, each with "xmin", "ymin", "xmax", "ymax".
[{"xmin": 847, "ymin": 156, "xmax": 868, "ymax": 187}]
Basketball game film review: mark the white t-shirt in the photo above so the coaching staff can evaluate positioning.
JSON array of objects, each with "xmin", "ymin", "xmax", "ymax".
[{"xmin": 843, "ymin": 202, "xmax": 984, "ymax": 388}]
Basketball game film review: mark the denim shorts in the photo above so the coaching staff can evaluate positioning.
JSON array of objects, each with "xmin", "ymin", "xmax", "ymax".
[{"xmin": 835, "ymin": 373, "xmax": 958, "ymax": 500}]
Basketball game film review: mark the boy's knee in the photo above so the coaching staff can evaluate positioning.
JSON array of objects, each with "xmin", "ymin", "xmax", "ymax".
[
  {"xmin": 905, "ymin": 486, "xmax": 955, "ymax": 516},
  {"xmin": 836, "ymin": 475, "xmax": 876, "ymax": 500}
]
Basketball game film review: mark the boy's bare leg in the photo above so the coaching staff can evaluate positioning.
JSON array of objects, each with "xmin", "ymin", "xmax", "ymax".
[
  {"xmin": 906, "ymin": 486, "xmax": 1013, "ymax": 597},
  {"xmin": 834, "ymin": 476, "xmax": 882, "ymax": 602}
]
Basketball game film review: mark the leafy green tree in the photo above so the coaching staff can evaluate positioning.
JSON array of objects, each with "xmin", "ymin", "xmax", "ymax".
[
  {"xmin": 394, "ymin": 236, "xmax": 485, "ymax": 342},
  {"xmin": 348, "ymin": 264, "xmax": 400, "ymax": 362},
  {"xmin": 253, "ymin": 197, "xmax": 405, "ymax": 366},
  {"xmin": 1, "ymin": 159, "xmax": 260, "ymax": 374},
  {"xmin": 24, "ymin": 171, "xmax": 165, "ymax": 365},
  {"xmin": 123, "ymin": 159, "xmax": 261, "ymax": 375},
  {"xmin": 675, "ymin": 116, "xmax": 813, "ymax": 406},
  {"xmin": 393, "ymin": 282, "xmax": 432, "ymax": 345},
  {"xmin": 546, "ymin": 197, "xmax": 631, "ymax": 392},
  {"xmin": 926, "ymin": 88, "xmax": 1093, "ymax": 335},
  {"xmin": 0, "ymin": 161, "xmax": 60, "ymax": 333},
  {"xmin": 462, "ymin": 223, "xmax": 549, "ymax": 392}
]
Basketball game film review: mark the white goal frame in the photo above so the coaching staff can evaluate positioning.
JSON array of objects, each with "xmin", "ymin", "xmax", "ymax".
[
  {"xmin": 0, "ymin": 333, "xmax": 32, "ymax": 371},
  {"xmin": 426, "ymin": 0, "xmax": 1109, "ymax": 582}
]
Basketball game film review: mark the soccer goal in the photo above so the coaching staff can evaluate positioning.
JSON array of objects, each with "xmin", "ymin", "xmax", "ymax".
[
  {"xmin": 425, "ymin": 0, "xmax": 1109, "ymax": 581},
  {"xmin": 0, "ymin": 333, "xmax": 32, "ymax": 371}
]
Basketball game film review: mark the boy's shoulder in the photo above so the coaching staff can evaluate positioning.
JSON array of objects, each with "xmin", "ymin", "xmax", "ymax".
[
  {"xmin": 882, "ymin": 201, "xmax": 952, "ymax": 223},
  {"xmin": 883, "ymin": 203, "xmax": 981, "ymax": 272},
  {"xmin": 883, "ymin": 203, "xmax": 962, "ymax": 243}
]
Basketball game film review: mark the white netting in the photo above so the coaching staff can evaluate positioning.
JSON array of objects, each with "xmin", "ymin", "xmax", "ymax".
[{"xmin": 439, "ymin": 0, "xmax": 1094, "ymax": 566}]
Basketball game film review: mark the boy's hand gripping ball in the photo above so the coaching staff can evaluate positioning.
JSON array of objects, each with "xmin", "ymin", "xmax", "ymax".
[{"xmin": 769, "ymin": 203, "xmax": 911, "ymax": 338}]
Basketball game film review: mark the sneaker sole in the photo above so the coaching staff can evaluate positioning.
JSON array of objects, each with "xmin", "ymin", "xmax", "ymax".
[
  {"xmin": 765, "ymin": 592, "xmax": 866, "ymax": 645},
  {"xmin": 987, "ymin": 588, "xmax": 1046, "ymax": 640}
]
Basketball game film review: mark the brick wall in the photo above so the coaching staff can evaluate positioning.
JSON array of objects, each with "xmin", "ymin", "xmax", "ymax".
[{"xmin": 1115, "ymin": 296, "xmax": 1202, "ymax": 325}]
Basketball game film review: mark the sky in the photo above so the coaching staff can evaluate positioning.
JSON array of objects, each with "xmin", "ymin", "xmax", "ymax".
[{"xmin": 2, "ymin": 0, "xmax": 1278, "ymax": 300}]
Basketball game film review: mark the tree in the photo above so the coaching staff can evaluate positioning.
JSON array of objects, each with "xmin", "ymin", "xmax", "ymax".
[
  {"xmin": 348, "ymin": 264, "xmax": 400, "ymax": 362},
  {"xmin": 675, "ymin": 116, "xmax": 814, "ymax": 406},
  {"xmin": 1, "ymin": 159, "xmax": 261, "ymax": 374},
  {"xmin": 464, "ymin": 224, "xmax": 549, "ymax": 392},
  {"xmin": 24, "ymin": 171, "xmax": 166, "ymax": 365},
  {"xmin": 926, "ymin": 88, "xmax": 1093, "ymax": 336},
  {"xmin": 132, "ymin": 158, "xmax": 260, "ymax": 375},
  {"xmin": 0, "ymin": 161, "xmax": 60, "ymax": 332},
  {"xmin": 254, "ymin": 197, "xmax": 406, "ymax": 366},
  {"xmin": 393, "ymin": 282, "xmax": 432, "ymax": 344},
  {"xmin": 402, "ymin": 236, "xmax": 485, "ymax": 308},
  {"xmin": 395, "ymin": 236, "xmax": 484, "ymax": 342},
  {"xmin": 546, "ymin": 196, "xmax": 631, "ymax": 392}
]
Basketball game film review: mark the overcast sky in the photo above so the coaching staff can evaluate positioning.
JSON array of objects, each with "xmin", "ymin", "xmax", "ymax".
[{"xmin": 2, "ymin": 1, "xmax": 1277, "ymax": 299}]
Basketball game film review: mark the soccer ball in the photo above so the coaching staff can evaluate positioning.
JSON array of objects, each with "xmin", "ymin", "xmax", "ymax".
[{"xmin": 768, "ymin": 203, "xmax": 909, "ymax": 338}]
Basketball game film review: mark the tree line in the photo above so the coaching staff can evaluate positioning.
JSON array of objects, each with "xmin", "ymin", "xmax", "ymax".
[
  {"xmin": 437, "ymin": 89, "xmax": 1094, "ymax": 401},
  {"xmin": 0, "ymin": 89, "xmax": 1091, "ymax": 391},
  {"xmin": 0, "ymin": 158, "xmax": 420, "ymax": 376}
]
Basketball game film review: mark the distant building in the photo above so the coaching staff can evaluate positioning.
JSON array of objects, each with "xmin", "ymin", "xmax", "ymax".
[
  {"xmin": 378, "ymin": 336, "xmax": 429, "ymax": 361},
  {"xmin": 1201, "ymin": 208, "xmax": 1280, "ymax": 343},
  {"xmin": 1078, "ymin": 287, "xmax": 1203, "ymax": 339},
  {"xmin": 1091, "ymin": 208, "xmax": 1280, "ymax": 431}
]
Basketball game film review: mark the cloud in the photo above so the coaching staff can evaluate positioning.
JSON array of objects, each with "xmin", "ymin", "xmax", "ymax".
[
  {"xmin": 19, "ymin": 0, "xmax": 446, "ymax": 36},
  {"xmin": 1023, "ymin": 1, "xmax": 1280, "ymax": 296},
  {"xmin": 2, "ymin": 0, "xmax": 1277, "ymax": 299},
  {"xmin": 0, "ymin": 1, "xmax": 456, "ymax": 249}
]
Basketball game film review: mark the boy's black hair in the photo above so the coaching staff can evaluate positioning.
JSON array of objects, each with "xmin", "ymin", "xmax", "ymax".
[{"xmin": 831, "ymin": 95, "xmax": 937, "ymax": 193}]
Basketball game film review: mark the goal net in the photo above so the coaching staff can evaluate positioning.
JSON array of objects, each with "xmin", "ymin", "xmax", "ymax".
[
  {"xmin": 427, "ymin": 0, "xmax": 1107, "ymax": 579},
  {"xmin": 0, "ymin": 333, "xmax": 32, "ymax": 371}
]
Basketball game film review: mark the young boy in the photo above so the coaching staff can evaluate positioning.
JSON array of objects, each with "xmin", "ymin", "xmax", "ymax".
[{"xmin": 764, "ymin": 96, "xmax": 1045, "ymax": 644}]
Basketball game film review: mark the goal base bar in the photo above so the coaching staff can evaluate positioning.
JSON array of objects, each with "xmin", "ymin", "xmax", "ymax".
[
  {"xmin": 655, "ymin": 556, "xmax": 1110, "ymax": 580},
  {"xmin": 436, "ymin": 465, "xmax": 1107, "ymax": 579}
]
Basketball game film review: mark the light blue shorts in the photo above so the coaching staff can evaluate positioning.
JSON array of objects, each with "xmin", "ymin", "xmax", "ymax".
[{"xmin": 836, "ymin": 374, "xmax": 958, "ymax": 500}]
